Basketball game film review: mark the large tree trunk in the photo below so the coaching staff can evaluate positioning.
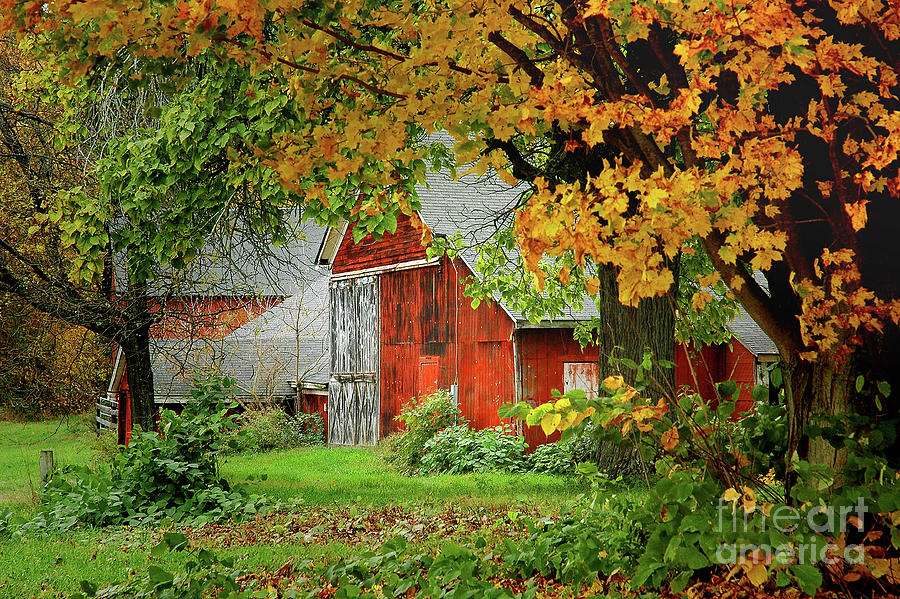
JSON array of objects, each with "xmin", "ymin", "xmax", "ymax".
[
  {"xmin": 592, "ymin": 262, "xmax": 677, "ymax": 477},
  {"xmin": 120, "ymin": 324, "xmax": 155, "ymax": 434},
  {"xmin": 120, "ymin": 278, "xmax": 156, "ymax": 434},
  {"xmin": 594, "ymin": 264, "xmax": 676, "ymax": 389},
  {"xmin": 782, "ymin": 342, "xmax": 888, "ymax": 498}
]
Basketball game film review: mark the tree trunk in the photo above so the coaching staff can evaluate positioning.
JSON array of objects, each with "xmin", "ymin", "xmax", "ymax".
[
  {"xmin": 120, "ymin": 325, "xmax": 156, "ymax": 434},
  {"xmin": 592, "ymin": 262, "xmax": 677, "ymax": 477},
  {"xmin": 594, "ymin": 263, "xmax": 677, "ymax": 393},
  {"xmin": 783, "ymin": 350, "xmax": 861, "ymax": 498}
]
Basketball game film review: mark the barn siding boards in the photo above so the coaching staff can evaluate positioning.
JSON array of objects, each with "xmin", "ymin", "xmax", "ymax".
[
  {"xmin": 328, "ymin": 276, "xmax": 380, "ymax": 445},
  {"xmin": 723, "ymin": 340, "xmax": 756, "ymax": 414},
  {"xmin": 675, "ymin": 339, "xmax": 757, "ymax": 414},
  {"xmin": 378, "ymin": 256, "xmax": 516, "ymax": 436},
  {"xmin": 516, "ymin": 328, "xmax": 600, "ymax": 447},
  {"xmin": 331, "ymin": 217, "xmax": 428, "ymax": 275},
  {"xmin": 675, "ymin": 342, "xmax": 722, "ymax": 402}
]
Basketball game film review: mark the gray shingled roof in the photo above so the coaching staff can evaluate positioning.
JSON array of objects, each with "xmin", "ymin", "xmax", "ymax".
[
  {"xmin": 729, "ymin": 309, "xmax": 778, "ymax": 356},
  {"xmin": 150, "ymin": 223, "xmax": 330, "ymax": 402},
  {"xmin": 725, "ymin": 272, "xmax": 778, "ymax": 356},
  {"xmin": 413, "ymin": 136, "xmax": 601, "ymax": 325},
  {"xmin": 118, "ymin": 215, "xmax": 325, "ymax": 297}
]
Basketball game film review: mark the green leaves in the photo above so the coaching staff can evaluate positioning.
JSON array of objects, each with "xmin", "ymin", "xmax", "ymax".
[{"xmin": 31, "ymin": 377, "xmax": 269, "ymax": 532}]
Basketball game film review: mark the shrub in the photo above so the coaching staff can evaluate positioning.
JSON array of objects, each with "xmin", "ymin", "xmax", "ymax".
[
  {"xmin": 232, "ymin": 407, "xmax": 324, "ymax": 452},
  {"xmin": 27, "ymin": 377, "xmax": 269, "ymax": 531},
  {"xmin": 734, "ymin": 396, "xmax": 788, "ymax": 479},
  {"xmin": 88, "ymin": 428, "xmax": 121, "ymax": 463},
  {"xmin": 420, "ymin": 424, "xmax": 528, "ymax": 474},
  {"xmin": 386, "ymin": 389, "xmax": 462, "ymax": 472},
  {"xmin": 528, "ymin": 440, "xmax": 575, "ymax": 475},
  {"xmin": 503, "ymin": 491, "xmax": 647, "ymax": 585}
]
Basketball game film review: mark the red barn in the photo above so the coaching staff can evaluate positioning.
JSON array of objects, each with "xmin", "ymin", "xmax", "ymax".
[
  {"xmin": 317, "ymin": 167, "xmax": 779, "ymax": 447},
  {"xmin": 102, "ymin": 220, "xmax": 331, "ymax": 443},
  {"xmin": 675, "ymin": 308, "xmax": 779, "ymax": 414}
]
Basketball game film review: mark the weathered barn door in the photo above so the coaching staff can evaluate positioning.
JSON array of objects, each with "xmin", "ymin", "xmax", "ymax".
[
  {"xmin": 563, "ymin": 362, "xmax": 599, "ymax": 398},
  {"xmin": 329, "ymin": 276, "xmax": 380, "ymax": 445}
]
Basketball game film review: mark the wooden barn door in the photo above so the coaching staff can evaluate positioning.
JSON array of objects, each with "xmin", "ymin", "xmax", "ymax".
[
  {"xmin": 563, "ymin": 362, "xmax": 599, "ymax": 398},
  {"xmin": 329, "ymin": 276, "xmax": 380, "ymax": 445}
]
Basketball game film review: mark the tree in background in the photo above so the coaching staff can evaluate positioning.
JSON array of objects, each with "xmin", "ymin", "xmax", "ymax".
[
  {"xmin": 0, "ymin": 37, "xmax": 313, "ymax": 430},
  {"xmin": 2, "ymin": 1, "xmax": 899, "ymax": 475},
  {"xmin": 0, "ymin": 293, "xmax": 109, "ymax": 416}
]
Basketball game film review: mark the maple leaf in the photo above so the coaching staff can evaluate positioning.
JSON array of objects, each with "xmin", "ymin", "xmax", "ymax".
[
  {"xmin": 660, "ymin": 426, "xmax": 679, "ymax": 451},
  {"xmin": 844, "ymin": 199, "xmax": 868, "ymax": 231}
]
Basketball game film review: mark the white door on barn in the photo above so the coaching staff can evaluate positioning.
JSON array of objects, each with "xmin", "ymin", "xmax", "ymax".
[
  {"xmin": 563, "ymin": 362, "xmax": 599, "ymax": 398},
  {"xmin": 329, "ymin": 276, "xmax": 380, "ymax": 445}
]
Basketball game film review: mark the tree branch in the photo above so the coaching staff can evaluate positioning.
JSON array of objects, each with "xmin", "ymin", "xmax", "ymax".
[
  {"xmin": 702, "ymin": 230, "xmax": 803, "ymax": 355},
  {"xmin": 483, "ymin": 138, "xmax": 541, "ymax": 181},
  {"xmin": 487, "ymin": 31, "xmax": 544, "ymax": 86}
]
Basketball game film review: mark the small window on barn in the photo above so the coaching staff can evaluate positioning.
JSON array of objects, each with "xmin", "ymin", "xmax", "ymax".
[{"xmin": 563, "ymin": 362, "xmax": 599, "ymax": 399}]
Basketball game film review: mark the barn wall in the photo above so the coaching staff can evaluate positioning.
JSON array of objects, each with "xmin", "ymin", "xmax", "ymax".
[
  {"xmin": 117, "ymin": 370, "xmax": 132, "ymax": 445},
  {"xmin": 676, "ymin": 340, "xmax": 757, "ymax": 414},
  {"xmin": 674, "ymin": 342, "xmax": 722, "ymax": 401},
  {"xmin": 332, "ymin": 217, "xmax": 428, "ymax": 275},
  {"xmin": 299, "ymin": 390, "xmax": 329, "ymax": 433},
  {"xmin": 723, "ymin": 340, "xmax": 756, "ymax": 414},
  {"xmin": 150, "ymin": 296, "xmax": 280, "ymax": 339},
  {"xmin": 516, "ymin": 328, "xmax": 602, "ymax": 448},
  {"xmin": 379, "ymin": 256, "xmax": 516, "ymax": 436}
]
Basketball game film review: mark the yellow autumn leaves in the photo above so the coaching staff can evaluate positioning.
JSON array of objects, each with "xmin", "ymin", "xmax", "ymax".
[
  {"xmin": 526, "ymin": 396, "xmax": 595, "ymax": 437},
  {"xmin": 522, "ymin": 375, "xmax": 684, "ymax": 454}
]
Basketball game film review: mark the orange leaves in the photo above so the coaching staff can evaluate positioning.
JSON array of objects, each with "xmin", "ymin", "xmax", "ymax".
[
  {"xmin": 844, "ymin": 200, "xmax": 869, "ymax": 231},
  {"xmin": 602, "ymin": 375, "xmax": 624, "ymax": 391},
  {"xmin": 660, "ymin": 426, "xmax": 680, "ymax": 451},
  {"xmin": 794, "ymin": 248, "xmax": 900, "ymax": 360},
  {"xmin": 514, "ymin": 164, "xmax": 712, "ymax": 306},
  {"xmin": 691, "ymin": 291, "xmax": 713, "ymax": 311}
]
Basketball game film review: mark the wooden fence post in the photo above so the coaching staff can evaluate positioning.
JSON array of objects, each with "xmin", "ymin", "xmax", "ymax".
[{"xmin": 39, "ymin": 449, "xmax": 53, "ymax": 483}]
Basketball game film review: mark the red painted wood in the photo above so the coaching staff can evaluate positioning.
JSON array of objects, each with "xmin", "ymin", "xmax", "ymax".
[
  {"xmin": 332, "ymin": 215, "xmax": 428, "ymax": 274},
  {"xmin": 418, "ymin": 357, "xmax": 441, "ymax": 396},
  {"xmin": 379, "ymin": 256, "xmax": 516, "ymax": 436},
  {"xmin": 299, "ymin": 391, "xmax": 329, "ymax": 434},
  {"xmin": 150, "ymin": 297, "xmax": 280, "ymax": 339},
  {"xmin": 724, "ymin": 340, "xmax": 756, "ymax": 414},
  {"xmin": 675, "ymin": 342, "xmax": 722, "ymax": 401},
  {"xmin": 516, "ymin": 328, "xmax": 601, "ymax": 448},
  {"xmin": 676, "ymin": 340, "xmax": 757, "ymax": 415}
]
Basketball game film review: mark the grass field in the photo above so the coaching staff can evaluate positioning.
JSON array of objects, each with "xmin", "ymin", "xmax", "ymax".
[
  {"xmin": 222, "ymin": 446, "xmax": 577, "ymax": 510},
  {"xmin": 0, "ymin": 415, "xmax": 586, "ymax": 598},
  {"xmin": 0, "ymin": 414, "xmax": 96, "ymax": 510}
]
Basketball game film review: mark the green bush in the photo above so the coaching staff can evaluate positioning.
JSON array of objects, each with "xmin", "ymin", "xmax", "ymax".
[
  {"xmin": 26, "ymin": 377, "xmax": 269, "ymax": 531},
  {"xmin": 734, "ymin": 397, "xmax": 788, "ymax": 479},
  {"xmin": 385, "ymin": 389, "xmax": 462, "ymax": 473},
  {"xmin": 528, "ymin": 440, "xmax": 575, "ymax": 475},
  {"xmin": 504, "ymin": 491, "xmax": 647, "ymax": 586},
  {"xmin": 230, "ymin": 407, "xmax": 324, "ymax": 452},
  {"xmin": 420, "ymin": 424, "xmax": 529, "ymax": 474}
]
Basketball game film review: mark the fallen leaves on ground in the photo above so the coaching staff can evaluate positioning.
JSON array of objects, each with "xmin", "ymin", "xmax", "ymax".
[{"xmin": 177, "ymin": 503, "xmax": 544, "ymax": 548}]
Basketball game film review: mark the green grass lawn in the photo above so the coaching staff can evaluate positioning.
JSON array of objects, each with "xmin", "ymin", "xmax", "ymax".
[
  {"xmin": 0, "ymin": 415, "xmax": 588, "ymax": 598},
  {"xmin": 0, "ymin": 414, "xmax": 96, "ymax": 511},
  {"xmin": 222, "ymin": 447, "xmax": 580, "ymax": 510}
]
